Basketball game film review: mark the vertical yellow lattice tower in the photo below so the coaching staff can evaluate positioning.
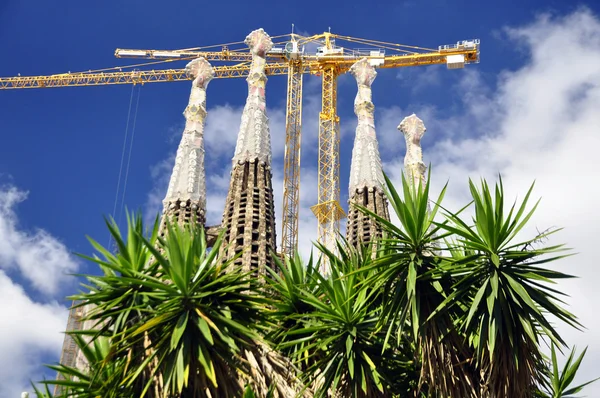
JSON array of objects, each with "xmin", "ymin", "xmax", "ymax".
[
  {"xmin": 281, "ymin": 62, "xmax": 303, "ymax": 258},
  {"xmin": 311, "ymin": 60, "xmax": 346, "ymax": 274}
]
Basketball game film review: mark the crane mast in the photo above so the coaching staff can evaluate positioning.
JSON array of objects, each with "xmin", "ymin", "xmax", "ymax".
[
  {"xmin": 282, "ymin": 61, "xmax": 303, "ymax": 257},
  {"xmin": 0, "ymin": 32, "xmax": 480, "ymax": 259},
  {"xmin": 312, "ymin": 63, "xmax": 345, "ymax": 262},
  {"xmin": 309, "ymin": 33, "xmax": 345, "ymax": 263}
]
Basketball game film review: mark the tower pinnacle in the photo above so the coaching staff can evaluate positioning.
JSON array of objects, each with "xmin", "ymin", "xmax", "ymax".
[
  {"xmin": 346, "ymin": 58, "xmax": 389, "ymax": 249},
  {"xmin": 347, "ymin": 58, "xmax": 385, "ymax": 193},
  {"xmin": 232, "ymin": 28, "xmax": 273, "ymax": 166},
  {"xmin": 160, "ymin": 57, "xmax": 214, "ymax": 232},
  {"xmin": 220, "ymin": 29, "xmax": 277, "ymax": 275},
  {"xmin": 398, "ymin": 114, "xmax": 427, "ymax": 188}
]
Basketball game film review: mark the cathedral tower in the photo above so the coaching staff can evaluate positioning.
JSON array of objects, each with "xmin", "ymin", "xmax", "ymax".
[
  {"xmin": 346, "ymin": 58, "xmax": 390, "ymax": 248},
  {"xmin": 160, "ymin": 57, "xmax": 214, "ymax": 233},
  {"xmin": 219, "ymin": 29, "xmax": 277, "ymax": 274}
]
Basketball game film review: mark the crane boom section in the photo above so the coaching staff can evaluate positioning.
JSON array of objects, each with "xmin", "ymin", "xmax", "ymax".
[
  {"xmin": 115, "ymin": 49, "xmax": 285, "ymax": 62},
  {"xmin": 0, "ymin": 46, "xmax": 478, "ymax": 90},
  {"xmin": 0, "ymin": 63, "xmax": 298, "ymax": 89}
]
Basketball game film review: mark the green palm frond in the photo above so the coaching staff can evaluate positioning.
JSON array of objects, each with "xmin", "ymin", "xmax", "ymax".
[
  {"xmin": 45, "ymin": 214, "xmax": 297, "ymax": 398},
  {"xmin": 437, "ymin": 177, "xmax": 580, "ymax": 397},
  {"xmin": 32, "ymin": 171, "xmax": 591, "ymax": 398},
  {"xmin": 70, "ymin": 212, "xmax": 161, "ymax": 339},
  {"xmin": 356, "ymin": 171, "xmax": 476, "ymax": 397},
  {"xmin": 38, "ymin": 333, "xmax": 131, "ymax": 398},
  {"xmin": 31, "ymin": 382, "xmax": 54, "ymax": 398},
  {"xmin": 536, "ymin": 344, "xmax": 599, "ymax": 398},
  {"xmin": 282, "ymin": 242, "xmax": 411, "ymax": 397},
  {"xmin": 118, "ymin": 220, "xmax": 267, "ymax": 397},
  {"xmin": 266, "ymin": 250, "xmax": 321, "ymax": 370},
  {"xmin": 357, "ymin": 172, "xmax": 449, "ymax": 339}
]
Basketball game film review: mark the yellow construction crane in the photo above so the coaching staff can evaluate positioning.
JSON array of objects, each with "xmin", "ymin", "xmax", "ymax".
[{"xmin": 0, "ymin": 31, "xmax": 480, "ymax": 256}]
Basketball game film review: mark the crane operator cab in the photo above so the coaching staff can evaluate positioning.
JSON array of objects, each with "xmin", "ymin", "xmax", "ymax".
[{"xmin": 284, "ymin": 41, "xmax": 304, "ymax": 60}]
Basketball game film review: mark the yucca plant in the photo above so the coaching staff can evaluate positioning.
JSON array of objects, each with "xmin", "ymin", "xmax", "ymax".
[
  {"xmin": 36, "ymin": 334, "xmax": 132, "ymax": 398},
  {"xmin": 266, "ymin": 251, "xmax": 321, "ymax": 370},
  {"xmin": 74, "ymin": 212, "xmax": 161, "ymax": 336},
  {"xmin": 115, "ymin": 221, "xmax": 270, "ymax": 397},
  {"xmin": 437, "ymin": 177, "xmax": 580, "ymax": 397},
  {"xmin": 39, "ymin": 214, "xmax": 306, "ymax": 397},
  {"xmin": 33, "ymin": 173, "xmax": 593, "ymax": 397},
  {"xmin": 357, "ymin": 172, "xmax": 478, "ymax": 397},
  {"xmin": 536, "ymin": 344, "xmax": 599, "ymax": 397},
  {"xmin": 39, "ymin": 213, "xmax": 163, "ymax": 397},
  {"xmin": 281, "ymin": 241, "xmax": 410, "ymax": 397}
]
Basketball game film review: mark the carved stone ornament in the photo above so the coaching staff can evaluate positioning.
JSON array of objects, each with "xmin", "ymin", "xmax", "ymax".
[
  {"xmin": 398, "ymin": 113, "xmax": 427, "ymax": 188},
  {"xmin": 348, "ymin": 58, "xmax": 385, "ymax": 193},
  {"xmin": 245, "ymin": 28, "xmax": 274, "ymax": 57},
  {"xmin": 232, "ymin": 28, "xmax": 273, "ymax": 166},
  {"xmin": 163, "ymin": 57, "xmax": 215, "ymax": 208},
  {"xmin": 185, "ymin": 57, "xmax": 215, "ymax": 89}
]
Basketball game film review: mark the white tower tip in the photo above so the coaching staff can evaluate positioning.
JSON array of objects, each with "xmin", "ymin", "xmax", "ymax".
[{"xmin": 398, "ymin": 114, "xmax": 427, "ymax": 188}]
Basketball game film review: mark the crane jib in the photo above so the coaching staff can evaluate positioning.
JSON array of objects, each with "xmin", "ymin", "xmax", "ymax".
[{"xmin": 0, "ymin": 48, "xmax": 479, "ymax": 89}]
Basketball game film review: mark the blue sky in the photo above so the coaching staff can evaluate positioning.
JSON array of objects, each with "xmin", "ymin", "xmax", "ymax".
[{"xmin": 2, "ymin": 0, "xmax": 600, "ymax": 396}]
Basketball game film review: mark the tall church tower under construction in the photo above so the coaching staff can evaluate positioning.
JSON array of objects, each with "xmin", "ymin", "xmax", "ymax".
[
  {"xmin": 159, "ymin": 57, "xmax": 214, "ymax": 233},
  {"xmin": 345, "ymin": 58, "xmax": 390, "ymax": 248},
  {"xmin": 218, "ymin": 28, "xmax": 278, "ymax": 275}
]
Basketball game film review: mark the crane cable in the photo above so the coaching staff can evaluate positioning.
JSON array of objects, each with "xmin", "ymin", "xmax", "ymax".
[
  {"xmin": 108, "ymin": 83, "xmax": 142, "ymax": 247},
  {"xmin": 117, "ymin": 85, "xmax": 142, "ymax": 229}
]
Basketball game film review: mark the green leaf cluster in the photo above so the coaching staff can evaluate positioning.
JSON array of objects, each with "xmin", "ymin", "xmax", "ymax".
[
  {"xmin": 34, "ymin": 173, "xmax": 597, "ymax": 398},
  {"xmin": 41, "ymin": 215, "xmax": 270, "ymax": 398}
]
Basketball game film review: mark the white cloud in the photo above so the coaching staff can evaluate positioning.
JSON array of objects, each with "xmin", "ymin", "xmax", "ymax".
[
  {"xmin": 204, "ymin": 104, "xmax": 244, "ymax": 160},
  {"xmin": 0, "ymin": 270, "xmax": 68, "ymax": 398},
  {"xmin": 0, "ymin": 186, "xmax": 78, "ymax": 296},
  {"xmin": 203, "ymin": 102, "xmax": 289, "ymax": 163},
  {"xmin": 382, "ymin": 7, "xmax": 600, "ymax": 391},
  {"xmin": 0, "ymin": 185, "xmax": 75, "ymax": 396}
]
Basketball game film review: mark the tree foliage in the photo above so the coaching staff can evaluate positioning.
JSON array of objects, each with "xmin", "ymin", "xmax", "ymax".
[{"xmin": 36, "ymin": 174, "xmax": 596, "ymax": 397}]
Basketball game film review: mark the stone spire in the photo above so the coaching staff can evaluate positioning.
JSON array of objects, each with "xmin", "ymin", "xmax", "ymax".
[
  {"xmin": 346, "ymin": 58, "xmax": 390, "ymax": 249},
  {"xmin": 399, "ymin": 115, "xmax": 439, "ymax": 255},
  {"xmin": 398, "ymin": 114, "xmax": 427, "ymax": 188},
  {"xmin": 231, "ymin": 28, "xmax": 272, "ymax": 166},
  {"xmin": 160, "ymin": 57, "xmax": 214, "ymax": 233},
  {"xmin": 220, "ymin": 28, "xmax": 277, "ymax": 275}
]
